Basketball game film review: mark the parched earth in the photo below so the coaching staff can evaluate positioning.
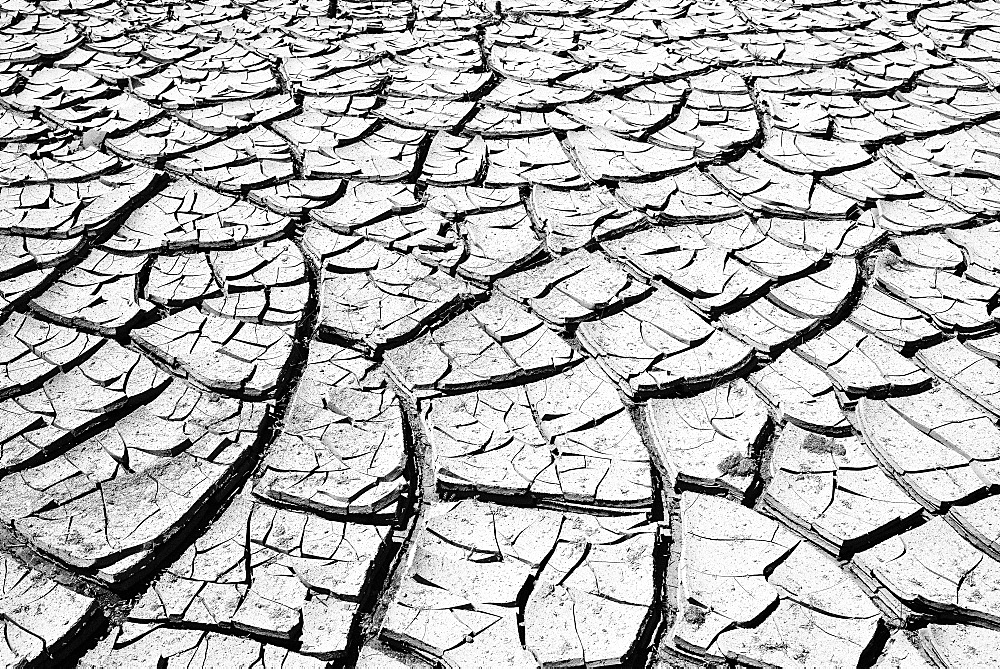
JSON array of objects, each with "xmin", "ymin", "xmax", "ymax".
[{"xmin": 4, "ymin": 0, "xmax": 1000, "ymax": 667}]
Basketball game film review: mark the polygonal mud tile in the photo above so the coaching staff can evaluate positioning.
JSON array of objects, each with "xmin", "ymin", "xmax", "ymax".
[
  {"xmin": 30, "ymin": 248, "xmax": 154, "ymax": 336},
  {"xmin": 303, "ymin": 224, "xmax": 480, "ymax": 354},
  {"xmin": 920, "ymin": 623, "xmax": 1000, "ymax": 668},
  {"xmin": 578, "ymin": 288, "xmax": 754, "ymax": 397},
  {"xmin": 668, "ymin": 493, "xmax": 880, "ymax": 667},
  {"xmin": 133, "ymin": 308, "xmax": 293, "ymax": 399},
  {"xmin": 748, "ymin": 349, "xmax": 851, "ymax": 434},
  {"xmin": 382, "ymin": 499, "xmax": 656, "ymax": 667},
  {"xmin": 875, "ymin": 252, "xmax": 997, "ymax": 335},
  {"xmin": 646, "ymin": 379, "xmax": 768, "ymax": 500},
  {"xmin": 0, "ymin": 552, "xmax": 98, "ymax": 666},
  {"xmin": 530, "ymin": 183, "xmax": 647, "ymax": 254},
  {"xmin": 0, "ymin": 310, "xmax": 103, "ymax": 400},
  {"xmin": 848, "ymin": 287, "xmax": 942, "ymax": 352},
  {"xmin": 763, "ymin": 422, "xmax": 921, "ymax": 556},
  {"xmin": 423, "ymin": 357, "xmax": 653, "ymax": 511},
  {"xmin": 384, "ymin": 294, "xmax": 579, "ymax": 401},
  {"xmin": 796, "ymin": 320, "xmax": 931, "ymax": 398},
  {"xmin": 857, "ymin": 385, "xmax": 1000, "ymax": 512},
  {"xmin": 852, "ymin": 517, "xmax": 1000, "ymax": 628},
  {"xmin": 105, "ymin": 179, "xmax": 289, "ymax": 253},
  {"xmin": 496, "ymin": 249, "xmax": 652, "ymax": 327},
  {"xmin": 0, "ymin": 378, "xmax": 269, "ymax": 587},
  {"xmin": 253, "ymin": 340, "xmax": 408, "ymax": 520}
]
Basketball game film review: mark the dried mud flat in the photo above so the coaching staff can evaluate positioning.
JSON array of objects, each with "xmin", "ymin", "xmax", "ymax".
[{"xmin": 3, "ymin": 0, "xmax": 1000, "ymax": 667}]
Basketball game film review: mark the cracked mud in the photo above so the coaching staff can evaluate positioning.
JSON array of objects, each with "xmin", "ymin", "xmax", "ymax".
[{"xmin": 2, "ymin": 0, "xmax": 1000, "ymax": 667}]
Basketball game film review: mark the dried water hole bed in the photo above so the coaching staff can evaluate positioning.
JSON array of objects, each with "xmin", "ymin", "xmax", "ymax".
[{"xmin": 4, "ymin": 0, "xmax": 1000, "ymax": 666}]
